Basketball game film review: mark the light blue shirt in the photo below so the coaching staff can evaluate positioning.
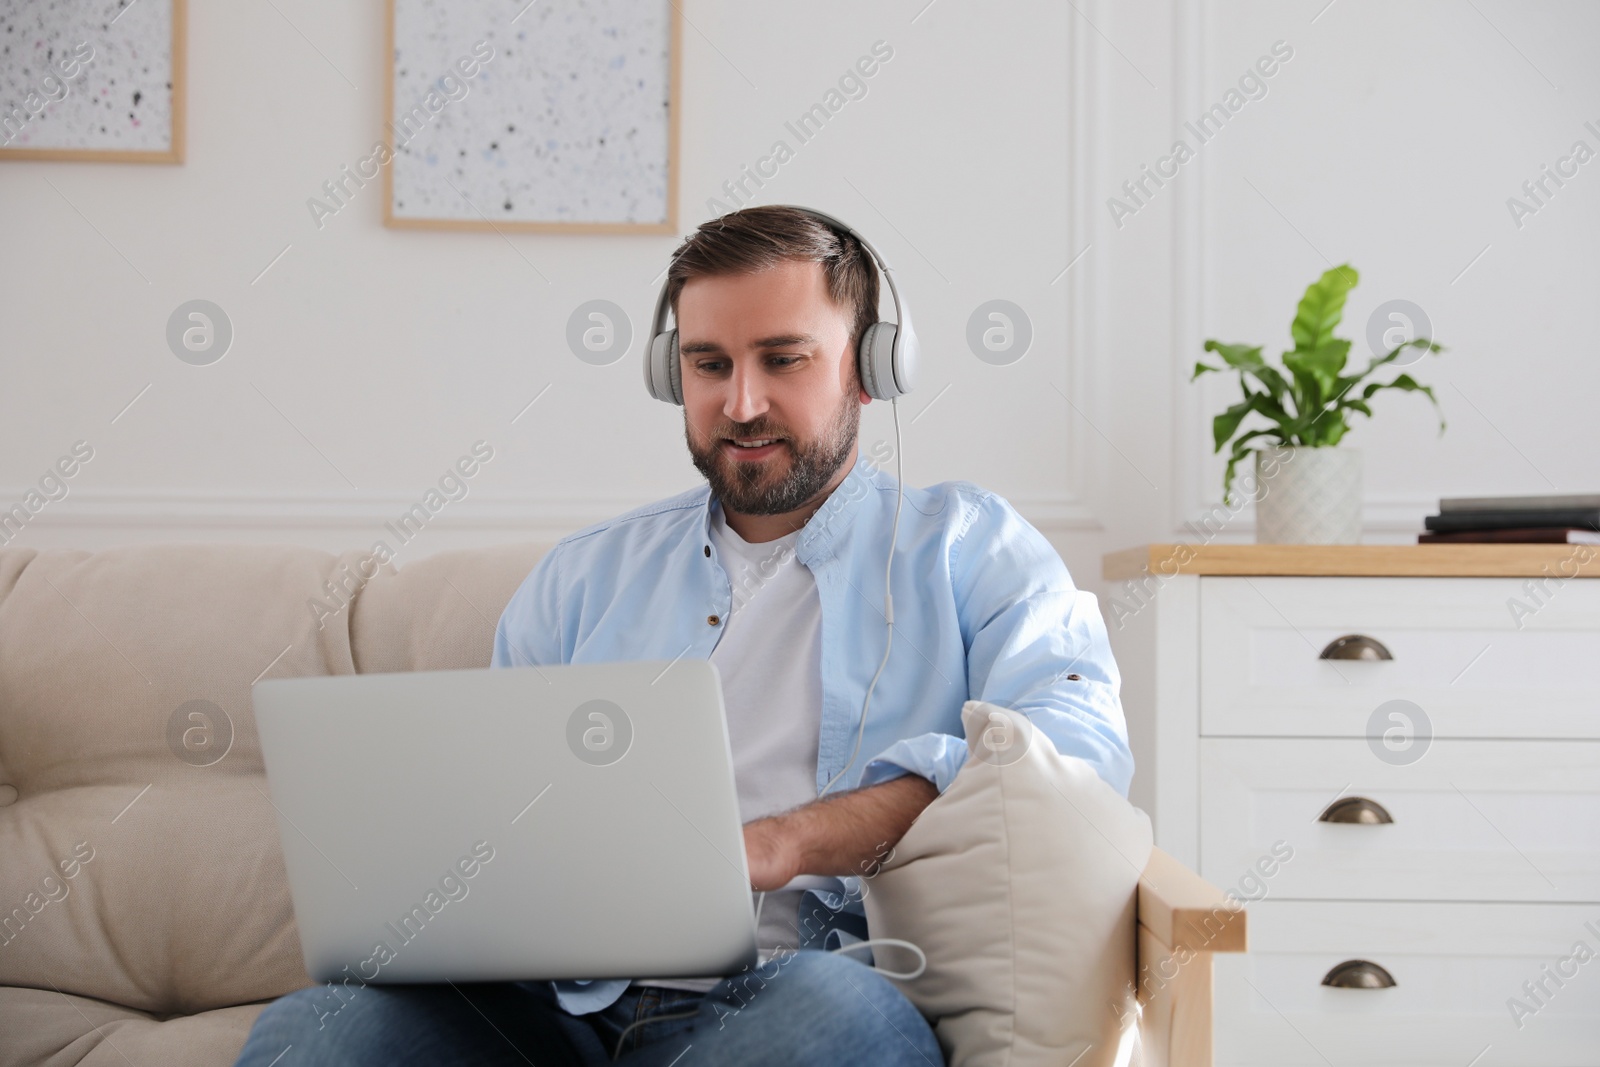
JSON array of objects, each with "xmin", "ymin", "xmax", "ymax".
[{"xmin": 492, "ymin": 454, "xmax": 1132, "ymax": 1014}]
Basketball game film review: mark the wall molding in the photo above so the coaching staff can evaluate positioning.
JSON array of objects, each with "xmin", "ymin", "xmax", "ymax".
[
  {"xmin": 1, "ymin": 487, "xmax": 1104, "ymax": 549},
  {"xmin": 1170, "ymin": 0, "xmax": 1212, "ymax": 538},
  {"xmin": 1060, "ymin": 0, "xmax": 1101, "ymax": 533}
]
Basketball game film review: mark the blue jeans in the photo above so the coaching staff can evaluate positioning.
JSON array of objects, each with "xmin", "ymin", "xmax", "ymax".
[{"xmin": 234, "ymin": 949, "xmax": 945, "ymax": 1066}]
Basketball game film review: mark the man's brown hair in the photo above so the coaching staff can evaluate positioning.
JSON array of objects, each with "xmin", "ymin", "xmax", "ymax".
[{"xmin": 665, "ymin": 206, "xmax": 880, "ymax": 365}]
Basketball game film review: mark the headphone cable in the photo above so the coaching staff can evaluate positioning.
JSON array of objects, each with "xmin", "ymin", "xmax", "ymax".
[{"xmin": 821, "ymin": 393, "xmax": 904, "ymax": 797}]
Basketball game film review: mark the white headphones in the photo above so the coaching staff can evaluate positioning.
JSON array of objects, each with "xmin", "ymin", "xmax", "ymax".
[{"xmin": 643, "ymin": 205, "xmax": 919, "ymax": 405}]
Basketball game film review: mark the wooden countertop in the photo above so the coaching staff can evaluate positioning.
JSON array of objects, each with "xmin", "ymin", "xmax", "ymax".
[{"xmin": 1102, "ymin": 543, "xmax": 1600, "ymax": 580}]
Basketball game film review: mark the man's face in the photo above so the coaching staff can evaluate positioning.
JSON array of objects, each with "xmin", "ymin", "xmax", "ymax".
[{"xmin": 677, "ymin": 259, "xmax": 868, "ymax": 517}]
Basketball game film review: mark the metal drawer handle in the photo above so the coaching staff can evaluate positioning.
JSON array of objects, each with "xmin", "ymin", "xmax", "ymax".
[
  {"xmin": 1318, "ymin": 796, "xmax": 1394, "ymax": 824},
  {"xmin": 1322, "ymin": 960, "xmax": 1397, "ymax": 988},
  {"xmin": 1319, "ymin": 634, "xmax": 1393, "ymax": 661}
]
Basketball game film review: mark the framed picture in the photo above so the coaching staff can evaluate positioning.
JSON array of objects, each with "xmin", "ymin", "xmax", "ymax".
[
  {"xmin": 383, "ymin": 0, "xmax": 679, "ymax": 233},
  {"xmin": 0, "ymin": 0, "xmax": 186, "ymax": 163}
]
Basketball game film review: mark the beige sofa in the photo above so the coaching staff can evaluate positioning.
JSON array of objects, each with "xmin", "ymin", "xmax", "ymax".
[{"xmin": 0, "ymin": 541, "xmax": 1243, "ymax": 1066}]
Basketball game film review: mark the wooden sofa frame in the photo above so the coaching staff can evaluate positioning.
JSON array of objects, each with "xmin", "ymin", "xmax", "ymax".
[{"xmin": 1134, "ymin": 848, "xmax": 1249, "ymax": 1067}]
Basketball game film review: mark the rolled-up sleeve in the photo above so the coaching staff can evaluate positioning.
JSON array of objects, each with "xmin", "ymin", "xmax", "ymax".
[
  {"xmin": 859, "ymin": 730, "xmax": 969, "ymax": 794},
  {"xmin": 859, "ymin": 492, "xmax": 1133, "ymax": 797}
]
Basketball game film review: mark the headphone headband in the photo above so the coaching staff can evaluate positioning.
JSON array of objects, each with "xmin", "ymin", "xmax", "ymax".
[{"xmin": 644, "ymin": 205, "xmax": 918, "ymax": 404}]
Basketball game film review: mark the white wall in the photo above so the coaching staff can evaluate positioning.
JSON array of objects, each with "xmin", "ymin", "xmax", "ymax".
[{"xmin": 3, "ymin": 0, "xmax": 1597, "ymax": 605}]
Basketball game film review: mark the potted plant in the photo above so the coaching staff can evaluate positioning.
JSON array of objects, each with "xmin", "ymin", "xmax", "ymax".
[{"xmin": 1192, "ymin": 264, "xmax": 1446, "ymax": 543}]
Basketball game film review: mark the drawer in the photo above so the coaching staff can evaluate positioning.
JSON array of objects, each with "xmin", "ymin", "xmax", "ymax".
[
  {"xmin": 1214, "ymin": 901, "xmax": 1600, "ymax": 1066},
  {"xmin": 1199, "ymin": 576, "xmax": 1600, "ymax": 739},
  {"xmin": 1200, "ymin": 739, "xmax": 1600, "ymax": 903}
]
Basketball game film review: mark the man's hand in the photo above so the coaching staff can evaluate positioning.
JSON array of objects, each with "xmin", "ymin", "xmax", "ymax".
[{"xmin": 742, "ymin": 773, "xmax": 939, "ymax": 892}]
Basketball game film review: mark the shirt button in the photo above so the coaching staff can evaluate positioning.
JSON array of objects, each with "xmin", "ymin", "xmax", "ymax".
[
  {"xmin": 704, "ymin": 545, "xmax": 711, "ymax": 557},
  {"xmin": 1066, "ymin": 673, "xmax": 1083, "ymax": 681},
  {"xmin": 707, "ymin": 614, "xmax": 721, "ymax": 626}
]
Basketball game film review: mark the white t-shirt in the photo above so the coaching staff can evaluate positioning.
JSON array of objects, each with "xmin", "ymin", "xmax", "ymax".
[{"xmin": 631, "ymin": 502, "xmax": 824, "ymax": 992}]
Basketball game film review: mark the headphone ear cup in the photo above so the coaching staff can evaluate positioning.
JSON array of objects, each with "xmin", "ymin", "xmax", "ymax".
[
  {"xmin": 666, "ymin": 329, "xmax": 683, "ymax": 405},
  {"xmin": 857, "ymin": 321, "xmax": 900, "ymax": 401},
  {"xmin": 646, "ymin": 328, "xmax": 683, "ymax": 405}
]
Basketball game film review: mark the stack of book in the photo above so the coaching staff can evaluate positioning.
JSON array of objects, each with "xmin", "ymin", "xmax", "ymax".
[{"xmin": 1420, "ymin": 493, "xmax": 1600, "ymax": 544}]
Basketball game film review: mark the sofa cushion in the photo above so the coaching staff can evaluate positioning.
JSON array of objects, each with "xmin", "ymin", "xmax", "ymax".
[
  {"xmin": 348, "ymin": 543, "xmax": 545, "ymax": 673},
  {"xmin": 0, "ymin": 544, "xmax": 377, "ymax": 1014},
  {"xmin": 0, "ymin": 985, "xmax": 265, "ymax": 1067}
]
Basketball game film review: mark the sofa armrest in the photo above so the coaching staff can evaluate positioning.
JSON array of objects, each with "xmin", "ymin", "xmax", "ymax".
[
  {"xmin": 1138, "ymin": 847, "xmax": 1247, "ymax": 954},
  {"xmin": 1134, "ymin": 849, "xmax": 1248, "ymax": 1067}
]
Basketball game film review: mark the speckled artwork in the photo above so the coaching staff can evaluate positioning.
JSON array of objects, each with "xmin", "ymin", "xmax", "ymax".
[
  {"xmin": 0, "ymin": 0, "xmax": 176, "ymax": 155},
  {"xmin": 389, "ymin": 0, "xmax": 673, "ymax": 227}
]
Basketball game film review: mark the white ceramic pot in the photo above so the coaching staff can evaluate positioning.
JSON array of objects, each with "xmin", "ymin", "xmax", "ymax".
[{"xmin": 1253, "ymin": 445, "xmax": 1362, "ymax": 544}]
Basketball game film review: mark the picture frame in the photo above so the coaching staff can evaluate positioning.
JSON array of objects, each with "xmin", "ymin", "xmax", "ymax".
[
  {"xmin": 383, "ymin": 0, "xmax": 680, "ymax": 234},
  {"xmin": 0, "ymin": 0, "xmax": 187, "ymax": 164}
]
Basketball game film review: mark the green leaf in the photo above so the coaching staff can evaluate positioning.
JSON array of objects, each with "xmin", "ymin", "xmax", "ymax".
[
  {"xmin": 1304, "ymin": 339, "xmax": 1351, "ymax": 382},
  {"xmin": 1309, "ymin": 412, "xmax": 1349, "ymax": 447},
  {"xmin": 1221, "ymin": 429, "xmax": 1285, "ymax": 504},
  {"xmin": 1246, "ymin": 386, "xmax": 1293, "ymax": 424},
  {"xmin": 1290, "ymin": 264, "xmax": 1359, "ymax": 352},
  {"xmin": 1352, "ymin": 338, "xmax": 1443, "ymax": 383},
  {"xmin": 1192, "ymin": 360, "xmax": 1220, "ymax": 380},
  {"xmin": 1201, "ymin": 340, "xmax": 1294, "ymax": 406},
  {"xmin": 1282, "ymin": 338, "xmax": 1352, "ymax": 420},
  {"xmin": 1212, "ymin": 396, "xmax": 1257, "ymax": 453},
  {"xmin": 1327, "ymin": 373, "xmax": 1365, "ymax": 406},
  {"xmin": 1209, "ymin": 386, "xmax": 1303, "ymax": 454},
  {"xmin": 1362, "ymin": 372, "xmax": 1448, "ymax": 434},
  {"xmin": 1251, "ymin": 364, "xmax": 1294, "ymax": 407},
  {"xmin": 1203, "ymin": 341, "xmax": 1266, "ymax": 370},
  {"xmin": 1288, "ymin": 401, "xmax": 1351, "ymax": 447},
  {"xmin": 1222, "ymin": 451, "xmax": 1247, "ymax": 506},
  {"xmin": 1229, "ymin": 427, "xmax": 1283, "ymax": 453},
  {"xmin": 1283, "ymin": 364, "xmax": 1320, "ymax": 420}
]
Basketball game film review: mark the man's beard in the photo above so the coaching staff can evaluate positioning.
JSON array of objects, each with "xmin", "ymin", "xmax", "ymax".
[{"xmin": 686, "ymin": 388, "xmax": 860, "ymax": 517}]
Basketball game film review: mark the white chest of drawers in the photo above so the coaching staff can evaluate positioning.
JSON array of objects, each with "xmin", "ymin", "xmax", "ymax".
[{"xmin": 1102, "ymin": 544, "xmax": 1600, "ymax": 1067}]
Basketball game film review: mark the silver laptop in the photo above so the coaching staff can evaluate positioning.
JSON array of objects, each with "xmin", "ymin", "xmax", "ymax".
[{"xmin": 252, "ymin": 660, "xmax": 759, "ymax": 983}]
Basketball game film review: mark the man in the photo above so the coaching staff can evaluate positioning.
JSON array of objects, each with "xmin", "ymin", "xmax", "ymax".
[{"xmin": 235, "ymin": 206, "xmax": 1131, "ymax": 1066}]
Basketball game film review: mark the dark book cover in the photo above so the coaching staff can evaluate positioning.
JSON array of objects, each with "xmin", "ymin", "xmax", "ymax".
[
  {"xmin": 1418, "ymin": 526, "xmax": 1600, "ymax": 544},
  {"xmin": 1423, "ymin": 508, "xmax": 1600, "ymax": 532}
]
